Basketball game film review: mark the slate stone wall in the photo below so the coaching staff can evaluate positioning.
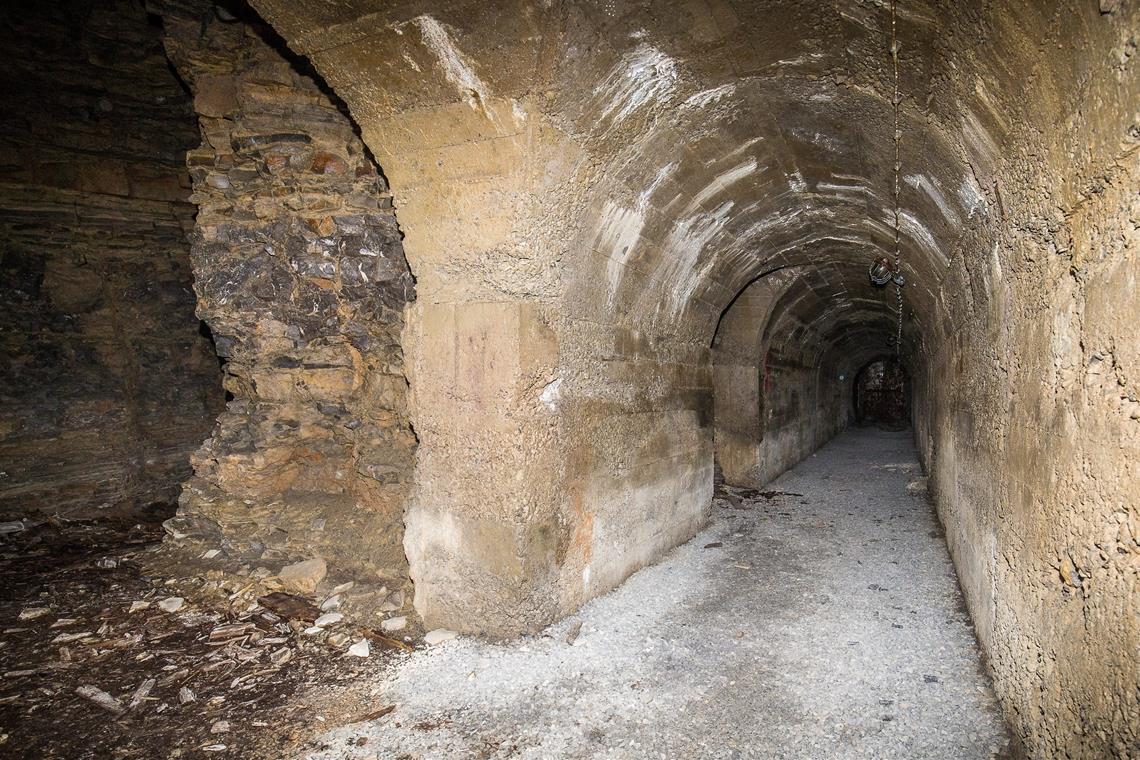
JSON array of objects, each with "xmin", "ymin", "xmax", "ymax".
[
  {"xmin": 154, "ymin": 1, "xmax": 417, "ymax": 582},
  {"xmin": 0, "ymin": 0, "xmax": 224, "ymax": 519}
]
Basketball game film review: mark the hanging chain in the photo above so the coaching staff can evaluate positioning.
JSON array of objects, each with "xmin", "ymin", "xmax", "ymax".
[{"xmin": 890, "ymin": 0, "xmax": 903, "ymax": 355}]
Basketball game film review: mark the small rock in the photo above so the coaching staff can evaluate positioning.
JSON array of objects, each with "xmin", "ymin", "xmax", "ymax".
[
  {"xmin": 52, "ymin": 631, "xmax": 92, "ymax": 643},
  {"xmin": 565, "ymin": 620, "xmax": 583, "ymax": 645},
  {"xmin": 159, "ymin": 597, "xmax": 184, "ymax": 613},
  {"xmin": 178, "ymin": 687, "xmax": 196, "ymax": 704},
  {"xmin": 128, "ymin": 601, "xmax": 150, "ymax": 613},
  {"xmin": 347, "ymin": 639, "xmax": 370, "ymax": 657},
  {"xmin": 0, "ymin": 521, "xmax": 26, "ymax": 535},
  {"xmin": 320, "ymin": 595, "xmax": 342, "ymax": 612},
  {"xmin": 328, "ymin": 632, "xmax": 351, "ymax": 648},
  {"xmin": 94, "ymin": 557, "xmax": 118, "ymax": 569},
  {"xmin": 277, "ymin": 558, "xmax": 327, "ymax": 595},
  {"xmin": 314, "ymin": 612, "xmax": 343, "ymax": 628},
  {"xmin": 17, "ymin": 608, "xmax": 49, "ymax": 621},
  {"xmin": 379, "ymin": 590, "xmax": 404, "ymax": 612},
  {"xmin": 210, "ymin": 720, "xmax": 230, "ymax": 734},
  {"xmin": 424, "ymin": 629, "xmax": 458, "ymax": 646},
  {"xmin": 380, "ymin": 616, "xmax": 406, "ymax": 632},
  {"xmin": 331, "ymin": 581, "xmax": 355, "ymax": 596}
]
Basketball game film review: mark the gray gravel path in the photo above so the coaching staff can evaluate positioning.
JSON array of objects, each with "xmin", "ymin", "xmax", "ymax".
[{"xmin": 300, "ymin": 429, "xmax": 1012, "ymax": 759}]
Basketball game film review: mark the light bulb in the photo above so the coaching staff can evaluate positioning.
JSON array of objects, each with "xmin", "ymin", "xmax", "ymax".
[{"xmin": 869, "ymin": 256, "xmax": 893, "ymax": 286}]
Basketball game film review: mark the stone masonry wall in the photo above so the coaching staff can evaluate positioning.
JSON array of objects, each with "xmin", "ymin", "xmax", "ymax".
[
  {"xmin": 0, "ymin": 0, "xmax": 223, "ymax": 519},
  {"xmin": 154, "ymin": 1, "xmax": 417, "ymax": 583}
]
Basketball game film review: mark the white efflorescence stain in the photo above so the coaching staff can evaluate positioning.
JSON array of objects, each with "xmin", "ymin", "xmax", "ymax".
[
  {"xmin": 787, "ymin": 171, "xmax": 808, "ymax": 193},
  {"xmin": 659, "ymin": 201, "xmax": 734, "ymax": 321},
  {"xmin": 599, "ymin": 162, "xmax": 677, "ymax": 306},
  {"xmin": 896, "ymin": 209, "xmax": 949, "ymax": 269},
  {"xmin": 816, "ymin": 181, "xmax": 875, "ymax": 198},
  {"xmin": 539, "ymin": 378, "xmax": 563, "ymax": 412},
  {"xmin": 989, "ymin": 241, "xmax": 1002, "ymax": 285},
  {"xmin": 688, "ymin": 158, "xmax": 758, "ymax": 209},
  {"xmin": 680, "ymin": 83, "xmax": 736, "ymax": 111},
  {"xmin": 959, "ymin": 109, "xmax": 999, "ymax": 172},
  {"xmin": 904, "ymin": 174, "xmax": 962, "ymax": 227},
  {"xmin": 593, "ymin": 43, "xmax": 678, "ymax": 127},
  {"xmin": 411, "ymin": 15, "xmax": 493, "ymax": 117},
  {"xmin": 958, "ymin": 174, "xmax": 988, "ymax": 219}
]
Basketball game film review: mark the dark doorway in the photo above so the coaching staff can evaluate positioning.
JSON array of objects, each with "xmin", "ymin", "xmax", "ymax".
[{"xmin": 854, "ymin": 358, "xmax": 909, "ymax": 429}]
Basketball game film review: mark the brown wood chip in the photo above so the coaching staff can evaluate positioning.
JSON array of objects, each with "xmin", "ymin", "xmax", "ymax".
[
  {"xmin": 257, "ymin": 592, "xmax": 321, "ymax": 622},
  {"xmin": 362, "ymin": 629, "xmax": 414, "ymax": 652},
  {"xmin": 351, "ymin": 704, "xmax": 395, "ymax": 723}
]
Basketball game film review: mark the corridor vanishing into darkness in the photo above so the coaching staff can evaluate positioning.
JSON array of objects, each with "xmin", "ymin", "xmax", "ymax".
[{"xmin": 0, "ymin": 1, "xmax": 1136, "ymax": 758}]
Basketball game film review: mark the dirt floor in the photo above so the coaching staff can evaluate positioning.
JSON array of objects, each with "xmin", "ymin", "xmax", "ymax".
[
  {"xmin": 299, "ymin": 429, "xmax": 1017, "ymax": 760},
  {"xmin": 0, "ymin": 508, "xmax": 415, "ymax": 759},
  {"xmin": 2, "ymin": 429, "xmax": 1017, "ymax": 759}
]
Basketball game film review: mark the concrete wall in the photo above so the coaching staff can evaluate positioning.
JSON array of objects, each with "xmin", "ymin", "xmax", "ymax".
[
  {"xmin": 198, "ymin": 11, "xmax": 1139, "ymax": 758},
  {"xmin": 909, "ymin": 4, "xmax": 1139, "ymax": 756},
  {"xmin": 712, "ymin": 270, "xmax": 850, "ymax": 488}
]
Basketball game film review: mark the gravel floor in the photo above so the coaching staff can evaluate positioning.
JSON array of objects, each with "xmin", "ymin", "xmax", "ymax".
[{"xmin": 298, "ymin": 428, "xmax": 1013, "ymax": 760}]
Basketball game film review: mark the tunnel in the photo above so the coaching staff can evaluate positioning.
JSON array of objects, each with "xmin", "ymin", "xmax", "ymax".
[{"xmin": 0, "ymin": 0, "xmax": 1136, "ymax": 758}]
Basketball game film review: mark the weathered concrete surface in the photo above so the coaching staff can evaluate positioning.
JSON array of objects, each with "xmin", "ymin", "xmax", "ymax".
[
  {"xmin": 906, "ymin": 5, "xmax": 1140, "ymax": 757},
  {"xmin": 237, "ymin": 6, "xmax": 1139, "ymax": 754},
  {"xmin": 713, "ymin": 270, "xmax": 849, "ymax": 487},
  {"xmin": 0, "ymin": 0, "xmax": 1109, "ymax": 752},
  {"xmin": 0, "ymin": 0, "xmax": 223, "ymax": 519},
  {"xmin": 152, "ymin": 1, "xmax": 417, "ymax": 584},
  {"xmin": 297, "ymin": 429, "xmax": 1012, "ymax": 759}
]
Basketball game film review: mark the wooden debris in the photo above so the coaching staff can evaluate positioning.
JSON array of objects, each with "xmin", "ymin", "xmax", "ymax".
[
  {"xmin": 128, "ymin": 677, "xmax": 156, "ymax": 710},
  {"xmin": 76, "ymin": 685, "xmax": 124, "ymax": 714},
  {"xmin": 362, "ymin": 629, "xmax": 413, "ymax": 652},
  {"xmin": 351, "ymin": 704, "xmax": 395, "ymax": 723},
  {"xmin": 258, "ymin": 592, "xmax": 321, "ymax": 622},
  {"xmin": 209, "ymin": 623, "xmax": 254, "ymax": 642}
]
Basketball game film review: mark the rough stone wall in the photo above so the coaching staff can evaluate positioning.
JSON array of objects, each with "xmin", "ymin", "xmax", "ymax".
[
  {"xmin": 0, "ymin": 0, "xmax": 223, "ymax": 519},
  {"xmin": 910, "ymin": 4, "xmax": 1139, "ymax": 757},
  {"xmin": 153, "ymin": 1, "xmax": 417, "ymax": 583}
]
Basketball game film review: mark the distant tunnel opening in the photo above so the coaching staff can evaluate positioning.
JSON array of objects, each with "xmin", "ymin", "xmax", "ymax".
[{"xmin": 854, "ymin": 358, "xmax": 910, "ymax": 430}]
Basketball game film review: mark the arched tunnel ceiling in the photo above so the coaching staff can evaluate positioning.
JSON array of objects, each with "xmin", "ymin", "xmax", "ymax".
[{"xmin": 248, "ymin": 0, "xmax": 1078, "ymax": 365}]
